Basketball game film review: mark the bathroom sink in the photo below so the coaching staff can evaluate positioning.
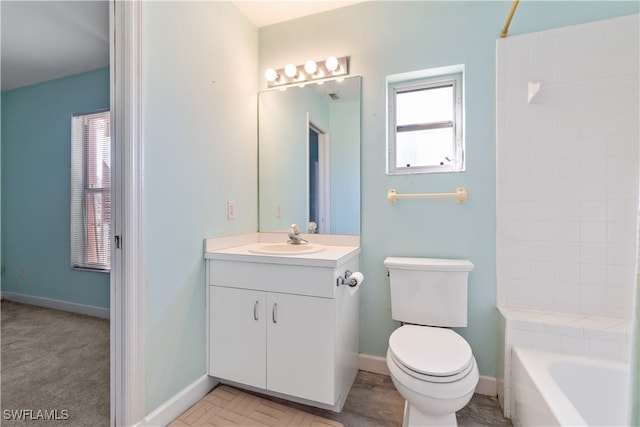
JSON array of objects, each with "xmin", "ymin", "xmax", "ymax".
[{"xmin": 248, "ymin": 243, "xmax": 325, "ymax": 255}]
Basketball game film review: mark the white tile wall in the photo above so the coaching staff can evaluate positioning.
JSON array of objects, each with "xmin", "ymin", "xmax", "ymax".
[
  {"xmin": 496, "ymin": 15, "xmax": 639, "ymax": 418},
  {"xmin": 496, "ymin": 14, "xmax": 640, "ymax": 319}
]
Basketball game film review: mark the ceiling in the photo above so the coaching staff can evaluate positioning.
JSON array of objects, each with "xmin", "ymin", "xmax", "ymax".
[
  {"xmin": 1, "ymin": 1, "xmax": 110, "ymax": 91},
  {"xmin": 0, "ymin": 1, "xmax": 364, "ymax": 91},
  {"xmin": 234, "ymin": 1, "xmax": 363, "ymax": 28}
]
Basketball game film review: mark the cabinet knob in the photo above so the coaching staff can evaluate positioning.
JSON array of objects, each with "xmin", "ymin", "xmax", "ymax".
[
  {"xmin": 254, "ymin": 301, "xmax": 259, "ymax": 321},
  {"xmin": 272, "ymin": 303, "xmax": 278, "ymax": 324}
]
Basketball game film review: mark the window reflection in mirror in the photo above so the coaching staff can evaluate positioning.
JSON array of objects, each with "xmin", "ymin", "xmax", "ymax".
[{"xmin": 258, "ymin": 76, "xmax": 361, "ymax": 235}]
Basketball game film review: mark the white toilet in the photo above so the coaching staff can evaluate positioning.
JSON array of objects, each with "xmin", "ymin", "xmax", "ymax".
[{"xmin": 384, "ymin": 257, "xmax": 478, "ymax": 427}]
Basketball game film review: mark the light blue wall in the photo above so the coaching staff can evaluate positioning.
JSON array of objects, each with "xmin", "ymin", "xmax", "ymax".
[
  {"xmin": 259, "ymin": 1, "xmax": 639, "ymax": 378},
  {"xmin": 329, "ymin": 100, "xmax": 360, "ymax": 235},
  {"xmin": 633, "ymin": 276, "xmax": 640, "ymax": 425},
  {"xmin": 142, "ymin": 1, "xmax": 258, "ymax": 413},
  {"xmin": 1, "ymin": 92, "xmax": 3, "ymax": 292},
  {"xmin": 1, "ymin": 67, "xmax": 110, "ymax": 308}
]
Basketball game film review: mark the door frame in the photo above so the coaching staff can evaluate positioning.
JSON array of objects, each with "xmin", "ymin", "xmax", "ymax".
[
  {"xmin": 306, "ymin": 114, "xmax": 330, "ymax": 234},
  {"xmin": 110, "ymin": 0, "xmax": 145, "ymax": 425}
]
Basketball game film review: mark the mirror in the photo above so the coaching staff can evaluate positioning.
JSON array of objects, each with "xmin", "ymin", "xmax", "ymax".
[{"xmin": 258, "ymin": 76, "xmax": 361, "ymax": 235}]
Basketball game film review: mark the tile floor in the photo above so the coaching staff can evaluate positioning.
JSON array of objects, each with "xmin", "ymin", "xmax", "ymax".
[
  {"xmin": 169, "ymin": 385, "xmax": 344, "ymax": 426},
  {"xmin": 174, "ymin": 371, "xmax": 512, "ymax": 426}
]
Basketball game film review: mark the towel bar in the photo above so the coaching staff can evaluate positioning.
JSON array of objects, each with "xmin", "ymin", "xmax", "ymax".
[{"xmin": 387, "ymin": 187, "xmax": 467, "ymax": 204}]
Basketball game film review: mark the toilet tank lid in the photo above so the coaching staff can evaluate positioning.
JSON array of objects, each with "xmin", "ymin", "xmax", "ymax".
[{"xmin": 384, "ymin": 257, "xmax": 474, "ymax": 271}]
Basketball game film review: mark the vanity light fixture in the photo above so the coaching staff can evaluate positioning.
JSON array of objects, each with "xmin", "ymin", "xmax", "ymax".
[
  {"xmin": 304, "ymin": 60, "xmax": 318, "ymax": 75},
  {"xmin": 325, "ymin": 56, "xmax": 339, "ymax": 72},
  {"xmin": 264, "ymin": 68, "xmax": 279, "ymax": 83},
  {"xmin": 284, "ymin": 64, "xmax": 298, "ymax": 78},
  {"xmin": 265, "ymin": 56, "xmax": 349, "ymax": 88}
]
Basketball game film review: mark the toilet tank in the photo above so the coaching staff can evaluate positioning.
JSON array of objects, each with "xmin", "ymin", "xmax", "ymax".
[{"xmin": 384, "ymin": 257, "xmax": 474, "ymax": 327}]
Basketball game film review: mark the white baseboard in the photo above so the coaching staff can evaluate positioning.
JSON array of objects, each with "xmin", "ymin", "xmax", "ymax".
[
  {"xmin": 358, "ymin": 353, "xmax": 390, "ymax": 376},
  {"xmin": 476, "ymin": 375, "xmax": 497, "ymax": 396},
  {"xmin": 137, "ymin": 375, "xmax": 218, "ymax": 427},
  {"xmin": 1, "ymin": 291, "xmax": 109, "ymax": 319},
  {"xmin": 358, "ymin": 353, "xmax": 497, "ymax": 397}
]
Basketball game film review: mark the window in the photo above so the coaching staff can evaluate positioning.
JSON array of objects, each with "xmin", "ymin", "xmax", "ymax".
[
  {"xmin": 387, "ymin": 67, "xmax": 464, "ymax": 174},
  {"xmin": 71, "ymin": 110, "xmax": 111, "ymax": 271}
]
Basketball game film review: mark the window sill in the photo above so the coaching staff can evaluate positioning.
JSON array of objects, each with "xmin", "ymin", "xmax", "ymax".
[
  {"xmin": 72, "ymin": 266, "xmax": 110, "ymax": 274},
  {"xmin": 386, "ymin": 167, "xmax": 465, "ymax": 175}
]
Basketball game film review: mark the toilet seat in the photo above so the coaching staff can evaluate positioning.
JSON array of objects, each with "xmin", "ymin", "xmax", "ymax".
[{"xmin": 388, "ymin": 325, "xmax": 474, "ymax": 383}]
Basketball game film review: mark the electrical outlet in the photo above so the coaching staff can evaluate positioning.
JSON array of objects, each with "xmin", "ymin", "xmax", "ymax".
[
  {"xmin": 20, "ymin": 268, "xmax": 27, "ymax": 280},
  {"xmin": 276, "ymin": 202, "xmax": 281, "ymax": 218},
  {"xmin": 227, "ymin": 201, "xmax": 236, "ymax": 220}
]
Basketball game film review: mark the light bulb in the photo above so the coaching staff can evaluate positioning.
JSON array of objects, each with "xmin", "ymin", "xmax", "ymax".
[
  {"xmin": 265, "ymin": 68, "xmax": 278, "ymax": 82},
  {"xmin": 325, "ymin": 56, "xmax": 339, "ymax": 72},
  {"xmin": 304, "ymin": 60, "xmax": 317, "ymax": 75},
  {"xmin": 284, "ymin": 64, "xmax": 297, "ymax": 78}
]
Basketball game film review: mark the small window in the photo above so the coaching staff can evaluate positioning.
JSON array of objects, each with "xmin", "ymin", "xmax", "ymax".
[
  {"xmin": 387, "ymin": 69, "xmax": 464, "ymax": 174},
  {"xmin": 71, "ymin": 110, "xmax": 111, "ymax": 271}
]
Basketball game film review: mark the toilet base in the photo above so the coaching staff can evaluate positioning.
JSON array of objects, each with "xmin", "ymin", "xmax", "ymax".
[{"xmin": 402, "ymin": 400, "xmax": 457, "ymax": 427}]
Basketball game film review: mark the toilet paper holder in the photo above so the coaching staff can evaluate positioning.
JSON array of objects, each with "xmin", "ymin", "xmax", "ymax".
[{"xmin": 337, "ymin": 270, "xmax": 360, "ymax": 287}]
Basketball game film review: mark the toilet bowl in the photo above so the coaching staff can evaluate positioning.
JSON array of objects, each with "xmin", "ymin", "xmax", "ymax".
[
  {"xmin": 383, "ymin": 257, "xmax": 478, "ymax": 427},
  {"xmin": 386, "ymin": 325, "xmax": 479, "ymax": 427}
]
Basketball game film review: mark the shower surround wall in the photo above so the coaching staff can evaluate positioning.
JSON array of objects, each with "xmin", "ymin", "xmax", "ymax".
[
  {"xmin": 496, "ymin": 14, "xmax": 639, "ymax": 416},
  {"xmin": 497, "ymin": 14, "xmax": 639, "ymax": 317}
]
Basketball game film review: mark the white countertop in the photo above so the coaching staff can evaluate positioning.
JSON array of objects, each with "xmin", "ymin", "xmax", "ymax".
[{"xmin": 205, "ymin": 242, "xmax": 360, "ymax": 268}]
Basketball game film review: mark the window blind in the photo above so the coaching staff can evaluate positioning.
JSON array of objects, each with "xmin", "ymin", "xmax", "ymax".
[{"xmin": 71, "ymin": 110, "xmax": 111, "ymax": 271}]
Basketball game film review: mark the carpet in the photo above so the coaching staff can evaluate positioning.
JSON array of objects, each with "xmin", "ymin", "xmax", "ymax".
[
  {"xmin": 1, "ymin": 300, "xmax": 110, "ymax": 426},
  {"xmin": 169, "ymin": 385, "xmax": 345, "ymax": 427}
]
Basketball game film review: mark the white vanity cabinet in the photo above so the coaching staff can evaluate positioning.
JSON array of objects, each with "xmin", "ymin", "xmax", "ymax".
[
  {"xmin": 209, "ymin": 286, "xmax": 334, "ymax": 403},
  {"xmin": 206, "ymin": 243, "xmax": 360, "ymax": 412},
  {"xmin": 209, "ymin": 286, "xmax": 267, "ymax": 389}
]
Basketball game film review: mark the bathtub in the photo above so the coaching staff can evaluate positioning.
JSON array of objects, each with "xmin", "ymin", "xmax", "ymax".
[{"xmin": 511, "ymin": 348, "xmax": 630, "ymax": 426}]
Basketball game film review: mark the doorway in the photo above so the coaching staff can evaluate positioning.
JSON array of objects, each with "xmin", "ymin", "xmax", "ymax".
[{"xmin": 308, "ymin": 122, "xmax": 330, "ymax": 234}]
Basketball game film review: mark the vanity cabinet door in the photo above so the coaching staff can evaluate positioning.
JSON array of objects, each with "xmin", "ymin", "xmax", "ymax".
[
  {"xmin": 266, "ymin": 292, "xmax": 335, "ymax": 405},
  {"xmin": 210, "ymin": 286, "xmax": 266, "ymax": 389}
]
